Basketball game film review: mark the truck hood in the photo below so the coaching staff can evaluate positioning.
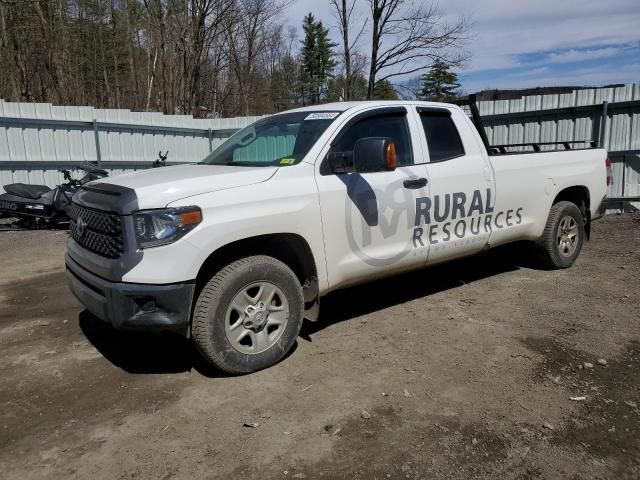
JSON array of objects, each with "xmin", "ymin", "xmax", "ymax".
[{"xmin": 94, "ymin": 164, "xmax": 277, "ymax": 209}]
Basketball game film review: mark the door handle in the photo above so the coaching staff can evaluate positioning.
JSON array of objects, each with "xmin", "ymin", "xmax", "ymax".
[{"xmin": 403, "ymin": 177, "xmax": 428, "ymax": 189}]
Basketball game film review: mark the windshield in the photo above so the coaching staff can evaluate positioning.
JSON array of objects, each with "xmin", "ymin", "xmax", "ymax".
[{"xmin": 200, "ymin": 111, "xmax": 341, "ymax": 167}]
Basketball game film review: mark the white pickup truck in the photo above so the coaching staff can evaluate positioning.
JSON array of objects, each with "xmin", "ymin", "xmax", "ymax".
[{"xmin": 65, "ymin": 100, "xmax": 610, "ymax": 373}]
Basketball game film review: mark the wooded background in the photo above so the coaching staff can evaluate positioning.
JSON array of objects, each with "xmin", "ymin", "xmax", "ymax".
[{"xmin": 0, "ymin": 0, "xmax": 467, "ymax": 117}]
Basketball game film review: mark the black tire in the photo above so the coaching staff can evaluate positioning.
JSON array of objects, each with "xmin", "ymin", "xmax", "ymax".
[
  {"xmin": 191, "ymin": 255, "xmax": 304, "ymax": 374},
  {"xmin": 536, "ymin": 201, "xmax": 585, "ymax": 269}
]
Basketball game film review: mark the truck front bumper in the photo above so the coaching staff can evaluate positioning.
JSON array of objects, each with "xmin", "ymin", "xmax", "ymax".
[{"xmin": 66, "ymin": 254, "xmax": 195, "ymax": 335}]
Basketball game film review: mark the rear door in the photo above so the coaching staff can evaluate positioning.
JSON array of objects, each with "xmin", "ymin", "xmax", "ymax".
[
  {"xmin": 415, "ymin": 107, "xmax": 495, "ymax": 264},
  {"xmin": 315, "ymin": 107, "xmax": 431, "ymax": 290}
]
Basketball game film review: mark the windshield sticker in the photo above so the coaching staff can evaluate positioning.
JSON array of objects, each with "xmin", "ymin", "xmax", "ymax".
[
  {"xmin": 304, "ymin": 112, "xmax": 340, "ymax": 121},
  {"xmin": 279, "ymin": 158, "xmax": 295, "ymax": 165}
]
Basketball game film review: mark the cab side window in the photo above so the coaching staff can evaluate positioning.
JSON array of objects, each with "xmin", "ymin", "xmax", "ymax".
[
  {"xmin": 420, "ymin": 111, "xmax": 465, "ymax": 162},
  {"xmin": 332, "ymin": 113, "xmax": 413, "ymax": 166}
]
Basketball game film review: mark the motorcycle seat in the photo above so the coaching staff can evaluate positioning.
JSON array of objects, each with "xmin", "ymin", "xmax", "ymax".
[
  {"xmin": 3, "ymin": 183, "xmax": 51, "ymax": 200},
  {"xmin": 78, "ymin": 162, "xmax": 108, "ymax": 176}
]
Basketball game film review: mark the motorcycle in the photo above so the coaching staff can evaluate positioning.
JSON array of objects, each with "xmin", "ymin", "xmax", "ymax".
[{"xmin": 0, "ymin": 162, "xmax": 108, "ymax": 229}]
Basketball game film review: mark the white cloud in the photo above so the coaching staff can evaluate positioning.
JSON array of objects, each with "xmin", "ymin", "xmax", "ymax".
[
  {"xmin": 462, "ymin": 62, "xmax": 640, "ymax": 93},
  {"xmin": 286, "ymin": 0, "xmax": 640, "ymax": 87},
  {"xmin": 444, "ymin": 0, "xmax": 640, "ymax": 74},
  {"xmin": 509, "ymin": 66, "xmax": 551, "ymax": 78},
  {"xmin": 545, "ymin": 47, "xmax": 620, "ymax": 64}
]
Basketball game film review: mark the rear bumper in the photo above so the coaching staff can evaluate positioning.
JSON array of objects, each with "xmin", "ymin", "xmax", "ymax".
[{"xmin": 66, "ymin": 254, "xmax": 194, "ymax": 335}]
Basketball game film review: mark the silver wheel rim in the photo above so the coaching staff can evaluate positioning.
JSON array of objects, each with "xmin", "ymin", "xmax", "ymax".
[
  {"xmin": 225, "ymin": 281, "xmax": 289, "ymax": 355},
  {"xmin": 557, "ymin": 215, "xmax": 579, "ymax": 257}
]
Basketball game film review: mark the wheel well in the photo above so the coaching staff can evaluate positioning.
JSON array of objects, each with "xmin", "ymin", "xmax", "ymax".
[
  {"xmin": 553, "ymin": 185, "xmax": 591, "ymax": 237},
  {"xmin": 195, "ymin": 233, "xmax": 319, "ymax": 305}
]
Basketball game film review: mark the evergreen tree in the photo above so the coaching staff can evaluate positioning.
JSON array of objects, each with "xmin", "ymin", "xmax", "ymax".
[
  {"xmin": 372, "ymin": 79, "xmax": 398, "ymax": 100},
  {"xmin": 300, "ymin": 13, "xmax": 337, "ymax": 104},
  {"xmin": 315, "ymin": 21, "xmax": 337, "ymax": 96},
  {"xmin": 271, "ymin": 55, "xmax": 302, "ymax": 111},
  {"xmin": 300, "ymin": 13, "xmax": 318, "ymax": 104},
  {"xmin": 326, "ymin": 72, "xmax": 368, "ymax": 102},
  {"xmin": 419, "ymin": 60, "xmax": 461, "ymax": 102}
]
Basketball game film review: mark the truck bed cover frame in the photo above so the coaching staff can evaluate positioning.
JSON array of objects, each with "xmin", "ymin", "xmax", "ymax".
[{"xmin": 463, "ymin": 94, "xmax": 600, "ymax": 156}]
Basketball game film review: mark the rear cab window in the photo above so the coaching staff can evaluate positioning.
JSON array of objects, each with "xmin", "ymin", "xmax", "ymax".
[{"xmin": 418, "ymin": 109, "xmax": 465, "ymax": 162}]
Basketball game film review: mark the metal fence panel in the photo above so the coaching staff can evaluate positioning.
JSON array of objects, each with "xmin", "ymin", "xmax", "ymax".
[
  {"xmin": 1, "ymin": 85, "xmax": 639, "ymax": 212},
  {"xmin": 469, "ymin": 84, "xmax": 639, "ymax": 151},
  {"xmin": 465, "ymin": 84, "xmax": 639, "ymax": 212},
  {"xmin": 0, "ymin": 100, "xmax": 262, "ymax": 190}
]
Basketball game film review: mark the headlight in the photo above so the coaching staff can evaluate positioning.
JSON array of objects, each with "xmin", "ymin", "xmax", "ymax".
[{"xmin": 133, "ymin": 207, "xmax": 202, "ymax": 248}]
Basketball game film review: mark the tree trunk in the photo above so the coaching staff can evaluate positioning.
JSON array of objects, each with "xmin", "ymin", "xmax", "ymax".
[
  {"xmin": 157, "ymin": 2, "xmax": 168, "ymax": 113},
  {"xmin": 100, "ymin": 24, "xmax": 112, "ymax": 106},
  {"xmin": 146, "ymin": 48, "xmax": 158, "ymax": 111},
  {"xmin": 367, "ymin": 3, "xmax": 380, "ymax": 99},
  {"xmin": 111, "ymin": 2, "xmax": 120, "ymax": 108},
  {"xmin": 341, "ymin": 0, "xmax": 352, "ymax": 100},
  {"xmin": 123, "ymin": 0, "xmax": 139, "ymax": 108}
]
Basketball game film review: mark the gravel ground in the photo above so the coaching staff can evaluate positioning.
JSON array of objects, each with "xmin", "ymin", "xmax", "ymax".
[{"xmin": 0, "ymin": 213, "xmax": 639, "ymax": 479}]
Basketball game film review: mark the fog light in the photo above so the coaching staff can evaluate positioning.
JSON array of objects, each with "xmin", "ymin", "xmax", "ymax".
[{"xmin": 134, "ymin": 297, "xmax": 156, "ymax": 313}]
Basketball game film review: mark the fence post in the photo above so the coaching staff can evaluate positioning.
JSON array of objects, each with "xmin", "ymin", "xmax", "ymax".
[
  {"xmin": 93, "ymin": 119, "xmax": 102, "ymax": 167},
  {"xmin": 621, "ymin": 154, "xmax": 626, "ymax": 199},
  {"xmin": 599, "ymin": 101, "xmax": 608, "ymax": 148},
  {"xmin": 208, "ymin": 128, "xmax": 213, "ymax": 152}
]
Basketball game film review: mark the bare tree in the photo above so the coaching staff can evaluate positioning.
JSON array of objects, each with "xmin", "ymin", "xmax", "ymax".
[
  {"xmin": 122, "ymin": 1, "xmax": 137, "ymax": 106},
  {"xmin": 142, "ymin": 0, "xmax": 170, "ymax": 111},
  {"xmin": 285, "ymin": 24, "xmax": 297, "ymax": 56},
  {"xmin": 226, "ymin": 0, "xmax": 284, "ymax": 115},
  {"xmin": 329, "ymin": 0, "xmax": 367, "ymax": 101},
  {"xmin": 0, "ymin": 0, "xmax": 471, "ymax": 116},
  {"xmin": 31, "ymin": 0, "xmax": 69, "ymax": 103},
  {"xmin": 366, "ymin": 0, "xmax": 467, "ymax": 99},
  {"xmin": 178, "ymin": 0, "xmax": 234, "ymax": 115}
]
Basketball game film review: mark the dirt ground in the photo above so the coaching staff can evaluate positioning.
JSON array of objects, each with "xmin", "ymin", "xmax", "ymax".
[{"xmin": 0, "ymin": 214, "xmax": 639, "ymax": 480}]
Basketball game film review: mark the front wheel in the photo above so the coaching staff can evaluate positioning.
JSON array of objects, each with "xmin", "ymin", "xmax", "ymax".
[
  {"xmin": 536, "ymin": 201, "xmax": 585, "ymax": 269},
  {"xmin": 191, "ymin": 255, "xmax": 304, "ymax": 374}
]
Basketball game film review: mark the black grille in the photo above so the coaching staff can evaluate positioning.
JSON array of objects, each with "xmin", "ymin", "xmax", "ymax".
[{"xmin": 68, "ymin": 203, "xmax": 123, "ymax": 258}]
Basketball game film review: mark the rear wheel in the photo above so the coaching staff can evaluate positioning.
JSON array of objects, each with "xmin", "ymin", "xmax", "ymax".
[
  {"xmin": 191, "ymin": 255, "xmax": 304, "ymax": 374},
  {"xmin": 536, "ymin": 201, "xmax": 585, "ymax": 269}
]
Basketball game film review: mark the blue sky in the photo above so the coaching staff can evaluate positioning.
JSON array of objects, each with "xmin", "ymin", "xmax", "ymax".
[{"xmin": 284, "ymin": 0, "xmax": 640, "ymax": 93}]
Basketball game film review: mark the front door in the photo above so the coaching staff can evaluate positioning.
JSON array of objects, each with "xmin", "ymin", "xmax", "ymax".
[{"xmin": 316, "ymin": 107, "xmax": 431, "ymax": 290}]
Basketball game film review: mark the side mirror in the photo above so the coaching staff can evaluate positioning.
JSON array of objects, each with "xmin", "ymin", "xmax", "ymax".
[{"xmin": 352, "ymin": 137, "xmax": 397, "ymax": 173}]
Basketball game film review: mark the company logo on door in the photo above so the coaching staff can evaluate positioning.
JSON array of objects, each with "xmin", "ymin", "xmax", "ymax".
[
  {"xmin": 412, "ymin": 188, "xmax": 523, "ymax": 247},
  {"xmin": 344, "ymin": 177, "xmax": 418, "ymax": 267},
  {"xmin": 344, "ymin": 179, "xmax": 524, "ymax": 267}
]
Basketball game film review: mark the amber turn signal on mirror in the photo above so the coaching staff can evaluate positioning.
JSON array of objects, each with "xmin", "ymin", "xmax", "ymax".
[{"xmin": 386, "ymin": 142, "xmax": 397, "ymax": 170}]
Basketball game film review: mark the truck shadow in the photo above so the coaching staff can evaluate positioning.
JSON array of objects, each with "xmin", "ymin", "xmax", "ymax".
[
  {"xmin": 79, "ymin": 242, "xmax": 537, "ymax": 376},
  {"xmin": 80, "ymin": 311, "xmax": 300, "ymax": 377},
  {"xmin": 301, "ymin": 242, "xmax": 536, "ymax": 338},
  {"xmin": 78, "ymin": 311, "xmax": 228, "ymax": 376}
]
